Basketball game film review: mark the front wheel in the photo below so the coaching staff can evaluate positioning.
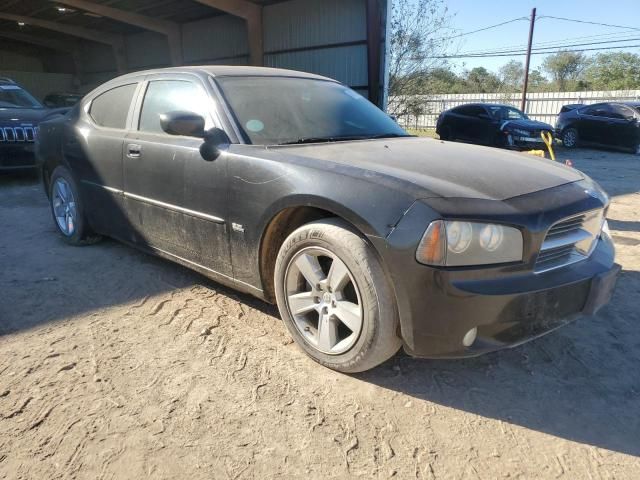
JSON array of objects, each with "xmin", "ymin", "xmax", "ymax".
[
  {"xmin": 274, "ymin": 219, "xmax": 401, "ymax": 373},
  {"xmin": 562, "ymin": 128, "xmax": 579, "ymax": 148},
  {"xmin": 49, "ymin": 166, "xmax": 101, "ymax": 245}
]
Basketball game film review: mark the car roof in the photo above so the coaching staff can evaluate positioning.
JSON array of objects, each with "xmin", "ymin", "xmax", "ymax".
[
  {"xmin": 110, "ymin": 65, "xmax": 335, "ymax": 83},
  {"xmin": 453, "ymin": 103, "xmax": 516, "ymax": 109}
]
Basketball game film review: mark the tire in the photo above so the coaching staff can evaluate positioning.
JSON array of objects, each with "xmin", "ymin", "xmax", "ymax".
[
  {"xmin": 562, "ymin": 128, "xmax": 579, "ymax": 149},
  {"xmin": 49, "ymin": 166, "xmax": 101, "ymax": 246},
  {"xmin": 439, "ymin": 125, "xmax": 452, "ymax": 141},
  {"xmin": 274, "ymin": 218, "xmax": 401, "ymax": 373}
]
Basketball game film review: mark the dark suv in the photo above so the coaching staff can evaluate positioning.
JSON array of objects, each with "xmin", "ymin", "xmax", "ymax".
[
  {"xmin": 0, "ymin": 77, "xmax": 68, "ymax": 171},
  {"xmin": 556, "ymin": 102, "xmax": 640, "ymax": 153}
]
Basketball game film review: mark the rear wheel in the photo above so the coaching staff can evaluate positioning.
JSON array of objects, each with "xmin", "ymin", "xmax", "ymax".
[
  {"xmin": 274, "ymin": 219, "xmax": 401, "ymax": 373},
  {"xmin": 439, "ymin": 125, "xmax": 452, "ymax": 141},
  {"xmin": 49, "ymin": 166, "xmax": 101, "ymax": 245},
  {"xmin": 562, "ymin": 128, "xmax": 578, "ymax": 148}
]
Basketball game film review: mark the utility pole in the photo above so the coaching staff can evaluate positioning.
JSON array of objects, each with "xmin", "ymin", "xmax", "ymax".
[{"xmin": 520, "ymin": 7, "xmax": 536, "ymax": 112}]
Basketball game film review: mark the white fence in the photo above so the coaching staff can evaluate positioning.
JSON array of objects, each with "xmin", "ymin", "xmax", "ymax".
[{"xmin": 390, "ymin": 90, "xmax": 640, "ymax": 129}]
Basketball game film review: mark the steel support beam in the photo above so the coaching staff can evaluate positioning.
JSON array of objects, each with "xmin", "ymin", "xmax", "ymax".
[
  {"xmin": 0, "ymin": 12, "xmax": 127, "ymax": 73},
  {"xmin": 53, "ymin": 0, "xmax": 183, "ymax": 66},
  {"xmin": 0, "ymin": 30, "xmax": 76, "ymax": 53},
  {"xmin": 193, "ymin": 0, "xmax": 263, "ymax": 66},
  {"xmin": 366, "ymin": 0, "xmax": 382, "ymax": 107}
]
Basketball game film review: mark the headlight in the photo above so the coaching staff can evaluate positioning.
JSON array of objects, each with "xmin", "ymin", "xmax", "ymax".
[{"xmin": 416, "ymin": 220, "xmax": 523, "ymax": 266}]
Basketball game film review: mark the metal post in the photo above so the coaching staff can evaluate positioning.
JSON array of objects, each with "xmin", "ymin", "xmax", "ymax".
[{"xmin": 520, "ymin": 8, "xmax": 536, "ymax": 112}]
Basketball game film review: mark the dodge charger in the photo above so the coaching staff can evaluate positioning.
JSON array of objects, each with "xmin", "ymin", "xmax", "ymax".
[{"xmin": 36, "ymin": 66, "xmax": 619, "ymax": 372}]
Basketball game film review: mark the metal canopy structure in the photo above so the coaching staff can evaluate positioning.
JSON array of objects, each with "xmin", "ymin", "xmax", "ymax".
[{"xmin": 0, "ymin": 0, "xmax": 389, "ymax": 107}]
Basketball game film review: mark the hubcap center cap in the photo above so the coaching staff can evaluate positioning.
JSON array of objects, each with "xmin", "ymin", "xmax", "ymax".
[{"xmin": 322, "ymin": 292, "xmax": 332, "ymax": 303}]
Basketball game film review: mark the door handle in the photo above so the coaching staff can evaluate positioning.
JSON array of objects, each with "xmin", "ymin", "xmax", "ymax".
[{"xmin": 126, "ymin": 144, "xmax": 142, "ymax": 158}]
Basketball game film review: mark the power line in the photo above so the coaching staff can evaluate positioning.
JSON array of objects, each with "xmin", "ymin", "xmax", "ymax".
[
  {"xmin": 429, "ymin": 43, "xmax": 640, "ymax": 59},
  {"xmin": 537, "ymin": 15, "xmax": 640, "ymax": 32},
  {"xmin": 455, "ymin": 36, "xmax": 640, "ymax": 57},
  {"xmin": 444, "ymin": 17, "xmax": 529, "ymax": 40},
  {"xmin": 459, "ymin": 31, "xmax": 640, "ymax": 55}
]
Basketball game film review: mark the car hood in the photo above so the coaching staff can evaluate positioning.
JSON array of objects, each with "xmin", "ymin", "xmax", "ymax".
[
  {"xmin": 272, "ymin": 137, "xmax": 583, "ymax": 201},
  {"xmin": 499, "ymin": 118, "xmax": 553, "ymax": 131},
  {"xmin": 0, "ymin": 107, "xmax": 68, "ymax": 125}
]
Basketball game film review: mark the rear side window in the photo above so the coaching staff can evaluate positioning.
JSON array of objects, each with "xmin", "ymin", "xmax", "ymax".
[
  {"xmin": 89, "ymin": 83, "xmax": 137, "ymax": 129},
  {"xmin": 138, "ymin": 80, "xmax": 211, "ymax": 134}
]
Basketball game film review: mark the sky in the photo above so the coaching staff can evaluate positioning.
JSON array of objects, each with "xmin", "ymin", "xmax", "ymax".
[{"xmin": 440, "ymin": 0, "xmax": 640, "ymax": 74}]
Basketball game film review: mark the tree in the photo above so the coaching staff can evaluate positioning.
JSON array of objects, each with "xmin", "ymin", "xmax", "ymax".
[
  {"xmin": 388, "ymin": 0, "xmax": 456, "ymax": 116},
  {"xmin": 498, "ymin": 60, "xmax": 524, "ymax": 91},
  {"xmin": 584, "ymin": 52, "xmax": 640, "ymax": 90},
  {"xmin": 542, "ymin": 51, "xmax": 587, "ymax": 91},
  {"xmin": 527, "ymin": 69, "xmax": 549, "ymax": 91},
  {"xmin": 463, "ymin": 67, "xmax": 501, "ymax": 92}
]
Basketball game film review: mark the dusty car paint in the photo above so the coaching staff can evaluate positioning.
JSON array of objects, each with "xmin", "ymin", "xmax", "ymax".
[{"xmin": 36, "ymin": 66, "xmax": 619, "ymax": 358}]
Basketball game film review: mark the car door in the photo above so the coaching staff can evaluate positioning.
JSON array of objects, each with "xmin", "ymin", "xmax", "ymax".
[
  {"xmin": 74, "ymin": 80, "xmax": 143, "ymax": 240},
  {"xmin": 577, "ymin": 104, "xmax": 607, "ymax": 144},
  {"xmin": 450, "ymin": 106, "xmax": 475, "ymax": 141},
  {"xmin": 123, "ymin": 74, "xmax": 232, "ymax": 276},
  {"xmin": 470, "ymin": 105, "xmax": 495, "ymax": 144},
  {"xmin": 608, "ymin": 104, "xmax": 640, "ymax": 148}
]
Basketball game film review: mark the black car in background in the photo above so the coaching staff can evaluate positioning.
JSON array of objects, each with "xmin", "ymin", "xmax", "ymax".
[
  {"xmin": 43, "ymin": 92, "xmax": 83, "ymax": 109},
  {"xmin": 36, "ymin": 66, "xmax": 618, "ymax": 373},
  {"xmin": 0, "ymin": 77, "xmax": 69, "ymax": 171},
  {"xmin": 556, "ymin": 102, "xmax": 640, "ymax": 153},
  {"xmin": 436, "ymin": 103, "xmax": 554, "ymax": 150}
]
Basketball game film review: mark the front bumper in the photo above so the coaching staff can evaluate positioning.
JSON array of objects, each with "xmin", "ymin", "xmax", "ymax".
[
  {"xmin": 0, "ymin": 145, "xmax": 37, "ymax": 171},
  {"xmin": 405, "ymin": 249, "xmax": 619, "ymax": 359},
  {"xmin": 372, "ymin": 182, "xmax": 617, "ymax": 358}
]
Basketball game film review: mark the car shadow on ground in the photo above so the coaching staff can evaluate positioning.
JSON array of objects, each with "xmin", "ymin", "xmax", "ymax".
[
  {"xmin": 2, "ymin": 162, "xmax": 639, "ymax": 458},
  {"xmin": 358, "ymin": 268, "xmax": 640, "ymax": 457}
]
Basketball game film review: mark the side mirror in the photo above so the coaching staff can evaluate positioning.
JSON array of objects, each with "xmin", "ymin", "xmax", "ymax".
[
  {"xmin": 160, "ymin": 111, "xmax": 205, "ymax": 137},
  {"xmin": 43, "ymin": 100, "xmax": 55, "ymax": 108},
  {"xmin": 200, "ymin": 127, "xmax": 230, "ymax": 161}
]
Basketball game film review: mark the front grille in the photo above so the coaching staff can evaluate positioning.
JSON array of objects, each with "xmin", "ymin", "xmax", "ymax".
[
  {"xmin": 0, "ymin": 126, "xmax": 37, "ymax": 143},
  {"xmin": 535, "ymin": 209, "xmax": 604, "ymax": 273}
]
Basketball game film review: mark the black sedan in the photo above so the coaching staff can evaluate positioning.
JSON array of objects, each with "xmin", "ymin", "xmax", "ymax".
[
  {"xmin": 36, "ymin": 66, "xmax": 619, "ymax": 372},
  {"xmin": 0, "ymin": 77, "xmax": 68, "ymax": 171},
  {"xmin": 436, "ymin": 103, "xmax": 554, "ymax": 150},
  {"xmin": 556, "ymin": 102, "xmax": 640, "ymax": 153}
]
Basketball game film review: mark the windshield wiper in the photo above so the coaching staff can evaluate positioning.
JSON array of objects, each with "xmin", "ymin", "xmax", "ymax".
[
  {"xmin": 279, "ymin": 135, "xmax": 367, "ymax": 145},
  {"xmin": 279, "ymin": 133, "xmax": 413, "ymax": 145}
]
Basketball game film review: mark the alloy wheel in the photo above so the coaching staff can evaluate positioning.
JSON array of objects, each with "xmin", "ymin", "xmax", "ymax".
[
  {"xmin": 52, "ymin": 177, "xmax": 77, "ymax": 236},
  {"xmin": 563, "ymin": 129, "xmax": 577, "ymax": 147},
  {"xmin": 284, "ymin": 247, "xmax": 363, "ymax": 355}
]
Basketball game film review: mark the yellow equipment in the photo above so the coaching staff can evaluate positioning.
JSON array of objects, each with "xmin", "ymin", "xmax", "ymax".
[{"xmin": 524, "ymin": 130, "xmax": 556, "ymax": 161}]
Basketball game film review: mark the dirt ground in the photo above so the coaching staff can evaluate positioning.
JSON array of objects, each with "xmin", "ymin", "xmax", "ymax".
[{"xmin": 1, "ymin": 146, "xmax": 639, "ymax": 480}]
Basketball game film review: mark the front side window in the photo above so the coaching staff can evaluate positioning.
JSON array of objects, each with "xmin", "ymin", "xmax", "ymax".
[
  {"xmin": 216, "ymin": 76, "xmax": 408, "ymax": 145},
  {"xmin": 610, "ymin": 104, "xmax": 635, "ymax": 120},
  {"xmin": 139, "ymin": 80, "xmax": 211, "ymax": 134},
  {"xmin": 487, "ymin": 106, "xmax": 527, "ymax": 121},
  {"xmin": 0, "ymin": 84, "xmax": 42, "ymax": 109},
  {"xmin": 89, "ymin": 83, "xmax": 137, "ymax": 129}
]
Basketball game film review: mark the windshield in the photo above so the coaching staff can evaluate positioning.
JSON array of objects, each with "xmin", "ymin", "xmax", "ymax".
[
  {"xmin": 215, "ymin": 76, "xmax": 408, "ymax": 145},
  {"xmin": 0, "ymin": 85, "xmax": 42, "ymax": 109},
  {"xmin": 487, "ymin": 105, "xmax": 527, "ymax": 121}
]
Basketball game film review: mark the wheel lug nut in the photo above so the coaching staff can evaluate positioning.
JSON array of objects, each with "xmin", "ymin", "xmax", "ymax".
[{"xmin": 314, "ymin": 296, "xmax": 320, "ymax": 303}]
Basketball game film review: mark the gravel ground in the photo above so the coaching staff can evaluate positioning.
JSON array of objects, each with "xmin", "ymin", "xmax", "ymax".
[{"xmin": 1, "ymin": 146, "xmax": 639, "ymax": 479}]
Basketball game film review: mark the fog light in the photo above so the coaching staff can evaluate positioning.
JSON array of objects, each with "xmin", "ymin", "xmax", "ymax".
[{"xmin": 462, "ymin": 327, "xmax": 477, "ymax": 347}]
